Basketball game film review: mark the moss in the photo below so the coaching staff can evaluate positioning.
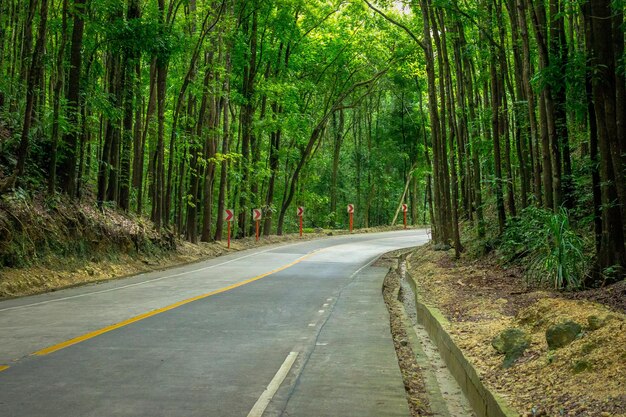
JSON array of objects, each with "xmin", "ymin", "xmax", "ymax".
[
  {"xmin": 571, "ymin": 359, "xmax": 592, "ymax": 374},
  {"xmin": 581, "ymin": 341, "xmax": 599, "ymax": 355}
]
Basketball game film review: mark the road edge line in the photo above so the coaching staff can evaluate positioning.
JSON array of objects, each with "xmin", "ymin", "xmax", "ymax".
[{"xmin": 247, "ymin": 351, "xmax": 299, "ymax": 417}]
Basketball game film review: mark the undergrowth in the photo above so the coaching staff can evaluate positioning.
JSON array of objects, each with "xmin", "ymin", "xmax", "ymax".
[
  {"xmin": 463, "ymin": 206, "xmax": 590, "ymax": 290},
  {"xmin": 0, "ymin": 189, "xmax": 175, "ymax": 269}
]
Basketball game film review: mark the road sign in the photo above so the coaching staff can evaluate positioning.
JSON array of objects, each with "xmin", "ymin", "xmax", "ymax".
[
  {"xmin": 224, "ymin": 209, "xmax": 234, "ymax": 248},
  {"xmin": 297, "ymin": 207, "xmax": 304, "ymax": 237},
  {"xmin": 253, "ymin": 208, "xmax": 262, "ymax": 242},
  {"xmin": 402, "ymin": 204, "xmax": 408, "ymax": 230},
  {"xmin": 347, "ymin": 204, "xmax": 354, "ymax": 232}
]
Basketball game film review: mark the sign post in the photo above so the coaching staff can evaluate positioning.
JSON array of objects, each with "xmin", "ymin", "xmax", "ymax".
[
  {"xmin": 224, "ymin": 209, "xmax": 234, "ymax": 248},
  {"xmin": 347, "ymin": 204, "xmax": 354, "ymax": 233},
  {"xmin": 402, "ymin": 203, "xmax": 408, "ymax": 230},
  {"xmin": 253, "ymin": 209, "xmax": 262, "ymax": 242},
  {"xmin": 297, "ymin": 206, "xmax": 304, "ymax": 237}
]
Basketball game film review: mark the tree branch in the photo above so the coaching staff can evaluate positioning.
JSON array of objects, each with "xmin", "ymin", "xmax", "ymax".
[{"xmin": 362, "ymin": 0, "xmax": 427, "ymax": 52}]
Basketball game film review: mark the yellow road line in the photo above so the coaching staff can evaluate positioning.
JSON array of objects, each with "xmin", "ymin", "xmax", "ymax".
[
  {"xmin": 0, "ymin": 365, "xmax": 9, "ymax": 372},
  {"xmin": 33, "ymin": 251, "xmax": 318, "ymax": 356}
]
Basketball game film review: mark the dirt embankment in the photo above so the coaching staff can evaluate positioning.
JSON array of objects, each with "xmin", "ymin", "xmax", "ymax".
[
  {"xmin": 0, "ymin": 193, "xmax": 411, "ymax": 298},
  {"xmin": 409, "ymin": 244, "xmax": 626, "ymax": 417}
]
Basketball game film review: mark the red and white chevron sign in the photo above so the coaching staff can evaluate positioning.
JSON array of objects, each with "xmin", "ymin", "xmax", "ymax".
[
  {"xmin": 224, "ymin": 209, "xmax": 234, "ymax": 222},
  {"xmin": 402, "ymin": 204, "xmax": 408, "ymax": 213},
  {"xmin": 347, "ymin": 204, "xmax": 354, "ymax": 213},
  {"xmin": 297, "ymin": 206, "xmax": 304, "ymax": 217},
  {"xmin": 253, "ymin": 208, "xmax": 262, "ymax": 221}
]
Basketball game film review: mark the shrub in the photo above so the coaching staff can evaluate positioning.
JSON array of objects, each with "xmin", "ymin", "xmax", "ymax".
[
  {"xmin": 499, "ymin": 207, "xmax": 589, "ymax": 290},
  {"xmin": 499, "ymin": 206, "xmax": 551, "ymax": 262}
]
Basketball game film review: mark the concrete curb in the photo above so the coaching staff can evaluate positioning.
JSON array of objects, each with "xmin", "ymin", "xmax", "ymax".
[{"xmin": 405, "ymin": 274, "xmax": 519, "ymax": 417}]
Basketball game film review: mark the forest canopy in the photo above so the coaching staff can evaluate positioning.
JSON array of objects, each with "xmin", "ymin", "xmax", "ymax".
[{"xmin": 0, "ymin": 0, "xmax": 624, "ymax": 286}]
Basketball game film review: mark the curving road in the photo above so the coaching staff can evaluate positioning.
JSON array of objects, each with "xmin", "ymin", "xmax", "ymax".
[{"xmin": 0, "ymin": 229, "xmax": 429, "ymax": 417}]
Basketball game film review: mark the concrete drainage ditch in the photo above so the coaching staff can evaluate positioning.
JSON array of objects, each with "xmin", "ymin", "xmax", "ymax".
[{"xmin": 382, "ymin": 249, "xmax": 518, "ymax": 417}]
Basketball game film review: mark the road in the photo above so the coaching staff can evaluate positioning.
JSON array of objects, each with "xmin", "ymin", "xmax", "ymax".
[{"xmin": 0, "ymin": 229, "xmax": 429, "ymax": 417}]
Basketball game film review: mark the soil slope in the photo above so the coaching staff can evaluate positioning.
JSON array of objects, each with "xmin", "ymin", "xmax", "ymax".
[{"xmin": 409, "ymin": 244, "xmax": 626, "ymax": 417}]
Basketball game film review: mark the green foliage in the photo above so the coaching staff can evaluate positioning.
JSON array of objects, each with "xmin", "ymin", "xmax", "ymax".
[
  {"xmin": 500, "ymin": 207, "xmax": 589, "ymax": 290},
  {"xmin": 527, "ymin": 210, "xmax": 588, "ymax": 290}
]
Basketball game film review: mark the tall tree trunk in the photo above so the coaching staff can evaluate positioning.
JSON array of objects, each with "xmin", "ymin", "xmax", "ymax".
[
  {"xmin": 517, "ymin": 0, "xmax": 542, "ymax": 204},
  {"xmin": 330, "ymin": 109, "xmax": 344, "ymax": 223},
  {"xmin": 98, "ymin": 54, "xmax": 121, "ymax": 207},
  {"xmin": 530, "ymin": 0, "xmax": 562, "ymax": 209},
  {"xmin": 263, "ymin": 41, "xmax": 290, "ymax": 236},
  {"xmin": 582, "ymin": 7, "xmax": 602, "ymax": 254},
  {"xmin": 15, "ymin": 0, "xmax": 48, "ymax": 179},
  {"xmin": 137, "ymin": 59, "xmax": 158, "ymax": 216},
  {"xmin": 189, "ymin": 57, "xmax": 215, "ymax": 243},
  {"xmin": 586, "ymin": 0, "xmax": 626, "ymax": 278},
  {"xmin": 153, "ymin": 0, "xmax": 168, "ymax": 229},
  {"xmin": 119, "ymin": 0, "xmax": 140, "ymax": 211},
  {"xmin": 47, "ymin": 0, "xmax": 68, "ymax": 194},
  {"xmin": 437, "ymin": 10, "xmax": 462, "ymax": 255},
  {"xmin": 154, "ymin": 58, "xmax": 167, "ymax": 227},
  {"xmin": 200, "ymin": 54, "xmax": 218, "ymax": 243},
  {"xmin": 490, "ymin": 1, "xmax": 506, "ymax": 233},
  {"xmin": 132, "ymin": 60, "xmax": 144, "ymax": 213},
  {"xmin": 418, "ymin": 0, "xmax": 446, "ymax": 244},
  {"xmin": 59, "ymin": 0, "xmax": 86, "ymax": 196},
  {"xmin": 237, "ymin": 6, "xmax": 258, "ymax": 238},
  {"xmin": 215, "ymin": 51, "xmax": 231, "ymax": 241},
  {"xmin": 264, "ymin": 112, "xmax": 280, "ymax": 236}
]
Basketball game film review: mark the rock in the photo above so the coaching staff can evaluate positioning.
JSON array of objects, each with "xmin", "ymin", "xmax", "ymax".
[
  {"xmin": 606, "ymin": 314, "xmax": 622, "ymax": 322},
  {"xmin": 586, "ymin": 315, "xmax": 605, "ymax": 331},
  {"xmin": 546, "ymin": 321, "xmax": 582, "ymax": 350},
  {"xmin": 491, "ymin": 328, "xmax": 530, "ymax": 368},
  {"xmin": 400, "ymin": 339, "xmax": 408, "ymax": 347},
  {"xmin": 571, "ymin": 359, "xmax": 592, "ymax": 374},
  {"xmin": 581, "ymin": 341, "xmax": 599, "ymax": 355}
]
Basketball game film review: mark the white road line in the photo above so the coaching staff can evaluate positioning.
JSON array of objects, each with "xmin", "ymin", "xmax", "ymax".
[
  {"xmin": 247, "ymin": 351, "xmax": 299, "ymax": 417},
  {"xmin": 0, "ymin": 231, "xmax": 427, "ymax": 313},
  {"xmin": 0, "ymin": 246, "xmax": 285, "ymax": 312},
  {"xmin": 246, "ymin": 237, "xmax": 422, "ymax": 417}
]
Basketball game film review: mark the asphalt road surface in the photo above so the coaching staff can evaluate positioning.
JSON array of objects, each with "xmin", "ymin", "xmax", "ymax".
[{"xmin": 0, "ymin": 229, "xmax": 430, "ymax": 417}]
